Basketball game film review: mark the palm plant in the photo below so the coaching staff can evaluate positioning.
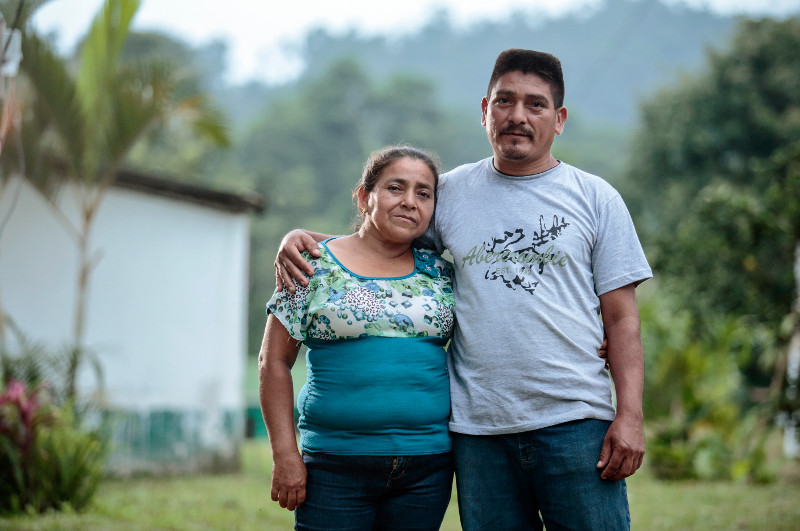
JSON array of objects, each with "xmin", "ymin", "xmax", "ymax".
[{"xmin": 0, "ymin": 0, "xmax": 229, "ymax": 403}]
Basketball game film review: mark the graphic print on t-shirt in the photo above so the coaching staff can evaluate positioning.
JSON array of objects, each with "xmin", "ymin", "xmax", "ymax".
[{"xmin": 460, "ymin": 214, "xmax": 570, "ymax": 295}]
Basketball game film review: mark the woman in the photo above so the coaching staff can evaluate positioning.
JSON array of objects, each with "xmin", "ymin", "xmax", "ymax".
[{"xmin": 259, "ymin": 145, "xmax": 455, "ymax": 530}]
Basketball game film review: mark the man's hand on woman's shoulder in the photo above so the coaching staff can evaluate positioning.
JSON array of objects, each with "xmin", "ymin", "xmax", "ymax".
[{"xmin": 274, "ymin": 229, "xmax": 324, "ymax": 292}]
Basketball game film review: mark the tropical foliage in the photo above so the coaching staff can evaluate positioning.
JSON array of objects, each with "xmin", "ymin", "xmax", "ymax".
[
  {"xmin": 0, "ymin": 318, "xmax": 107, "ymax": 515},
  {"xmin": 625, "ymin": 17, "xmax": 800, "ymax": 479},
  {"xmin": 0, "ymin": 379, "xmax": 106, "ymax": 514}
]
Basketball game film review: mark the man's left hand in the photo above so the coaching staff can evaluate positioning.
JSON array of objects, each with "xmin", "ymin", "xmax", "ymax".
[{"xmin": 596, "ymin": 415, "xmax": 644, "ymax": 481}]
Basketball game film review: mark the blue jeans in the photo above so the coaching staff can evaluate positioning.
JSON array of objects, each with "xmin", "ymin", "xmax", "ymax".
[
  {"xmin": 453, "ymin": 419, "xmax": 630, "ymax": 531},
  {"xmin": 295, "ymin": 452, "xmax": 453, "ymax": 530}
]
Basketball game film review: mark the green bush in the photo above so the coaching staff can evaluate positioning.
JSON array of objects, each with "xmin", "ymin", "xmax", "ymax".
[
  {"xmin": 638, "ymin": 292, "xmax": 785, "ymax": 483},
  {"xmin": 0, "ymin": 380, "xmax": 106, "ymax": 515},
  {"xmin": 646, "ymin": 412, "xmax": 778, "ymax": 483},
  {"xmin": 647, "ymin": 428, "xmax": 695, "ymax": 480}
]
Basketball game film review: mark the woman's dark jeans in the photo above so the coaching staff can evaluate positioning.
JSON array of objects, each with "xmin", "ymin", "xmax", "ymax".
[{"xmin": 296, "ymin": 451, "xmax": 454, "ymax": 530}]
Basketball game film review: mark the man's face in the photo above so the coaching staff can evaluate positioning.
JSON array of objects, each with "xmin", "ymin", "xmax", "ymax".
[{"xmin": 481, "ymin": 71, "xmax": 567, "ymax": 175}]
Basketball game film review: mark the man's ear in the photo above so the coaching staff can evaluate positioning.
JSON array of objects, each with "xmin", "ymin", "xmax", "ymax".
[{"xmin": 555, "ymin": 106, "xmax": 568, "ymax": 136}]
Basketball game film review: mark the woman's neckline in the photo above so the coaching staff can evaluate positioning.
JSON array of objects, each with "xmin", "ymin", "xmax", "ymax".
[{"xmin": 321, "ymin": 237, "xmax": 418, "ymax": 280}]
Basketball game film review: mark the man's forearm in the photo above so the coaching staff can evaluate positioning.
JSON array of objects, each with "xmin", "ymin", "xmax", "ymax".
[
  {"xmin": 607, "ymin": 319, "xmax": 644, "ymax": 421},
  {"xmin": 599, "ymin": 285, "xmax": 644, "ymax": 420}
]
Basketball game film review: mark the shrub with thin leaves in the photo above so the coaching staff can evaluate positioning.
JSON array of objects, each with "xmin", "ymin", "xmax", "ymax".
[{"xmin": 0, "ymin": 379, "xmax": 106, "ymax": 514}]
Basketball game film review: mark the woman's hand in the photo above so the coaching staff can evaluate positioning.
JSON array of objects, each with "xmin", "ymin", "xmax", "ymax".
[
  {"xmin": 599, "ymin": 335, "xmax": 610, "ymax": 369},
  {"xmin": 271, "ymin": 451, "xmax": 307, "ymax": 511},
  {"xmin": 274, "ymin": 229, "xmax": 323, "ymax": 293}
]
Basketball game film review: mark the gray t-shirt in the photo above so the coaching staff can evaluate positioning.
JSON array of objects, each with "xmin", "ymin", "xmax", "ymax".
[{"xmin": 424, "ymin": 158, "xmax": 652, "ymax": 435}]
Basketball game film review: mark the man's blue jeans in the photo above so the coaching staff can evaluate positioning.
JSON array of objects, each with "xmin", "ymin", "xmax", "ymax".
[
  {"xmin": 295, "ymin": 452, "xmax": 453, "ymax": 530},
  {"xmin": 452, "ymin": 419, "xmax": 630, "ymax": 531}
]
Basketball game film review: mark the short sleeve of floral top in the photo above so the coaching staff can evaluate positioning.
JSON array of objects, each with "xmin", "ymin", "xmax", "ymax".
[{"xmin": 267, "ymin": 239, "xmax": 455, "ymax": 342}]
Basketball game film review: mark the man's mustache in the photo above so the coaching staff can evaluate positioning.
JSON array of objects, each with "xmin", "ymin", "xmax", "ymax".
[{"xmin": 500, "ymin": 126, "xmax": 533, "ymax": 137}]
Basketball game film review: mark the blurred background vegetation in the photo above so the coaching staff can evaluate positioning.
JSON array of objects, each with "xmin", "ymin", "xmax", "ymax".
[{"xmin": 1, "ymin": 0, "xmax": 799, "ymax": 518}]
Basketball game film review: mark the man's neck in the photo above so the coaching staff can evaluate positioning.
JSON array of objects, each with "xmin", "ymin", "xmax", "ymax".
[{"xmin": 493, "ymin": 154, "xmax": 559, "ymax": 176}]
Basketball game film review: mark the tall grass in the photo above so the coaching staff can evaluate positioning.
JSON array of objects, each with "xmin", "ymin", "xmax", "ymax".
[{"xmin": 1, "ymin": 440, "xmax": 798, "ymax": 530}]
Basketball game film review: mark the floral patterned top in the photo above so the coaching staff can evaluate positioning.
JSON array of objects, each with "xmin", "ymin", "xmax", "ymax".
[
  {"xmin": 268, "ymin": 238, "xmax": 455, "ymax": 342},
  {"xmin": 266, "ymin": 238, "xmax": 456, "ymax": 455}
]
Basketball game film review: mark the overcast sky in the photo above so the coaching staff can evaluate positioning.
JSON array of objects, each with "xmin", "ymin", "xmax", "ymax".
[{"xmin": 31, "ymin": 0, "xmax": 800, "ymax": 85}]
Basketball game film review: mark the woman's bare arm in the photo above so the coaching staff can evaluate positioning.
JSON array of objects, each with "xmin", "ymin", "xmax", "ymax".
[{"xmin": 258, "ymin": 314, "xmax": 305, "ymax": 510}]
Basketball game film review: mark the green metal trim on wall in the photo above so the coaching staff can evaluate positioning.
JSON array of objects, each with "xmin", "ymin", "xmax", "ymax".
[{"xmin": 101, "ymin": 408, "xmax": 244, "ymax": 475}]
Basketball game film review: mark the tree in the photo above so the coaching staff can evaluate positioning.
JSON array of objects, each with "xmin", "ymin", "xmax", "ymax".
[
  {"xmin": 0, "ymin": 0, "xmax": 228, "ymax": 403},
  {"xmin": 626, "ymin": 17, "xmax": 800, "ymax": 332},
  {"xmin": 122, "ymin": 32, "xmax": 234, "ymax": 183},
  {"xmin": 625, "ymin": 17, "xmax": 800, "ymax": 475},
  {"xmin": 0, "ymin": 0, "xmax": 26, "ymax": 348}
]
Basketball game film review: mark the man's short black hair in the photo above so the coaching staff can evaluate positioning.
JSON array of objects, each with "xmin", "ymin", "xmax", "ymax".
[{"xmin": 487, "ymin": 49, "xmax": 565, "ymax": 109}]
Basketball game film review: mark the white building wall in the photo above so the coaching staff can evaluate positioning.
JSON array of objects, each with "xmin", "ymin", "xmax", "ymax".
[
  {"xmin": 0, "ymin": 178, "xmax": 251, "ymax": 471},
  {"xmin": 1, "ymin": 179, "xmax": 76, "ymax": 341}
]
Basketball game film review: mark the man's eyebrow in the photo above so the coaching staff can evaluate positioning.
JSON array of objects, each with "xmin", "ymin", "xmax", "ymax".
[{"xmin": 494, "ymin": 89, "xmax": 549, "ymax": 101}]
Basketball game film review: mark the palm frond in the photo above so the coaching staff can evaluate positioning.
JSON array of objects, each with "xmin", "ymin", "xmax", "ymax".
[
  {"xmin": 6, "ymin": 0, "xmax": 226, "ymax": 192},
  {"xmin": 172, "ymin": 94, "xmax": 231, "ymax": 148},
  {"xmin": 94, "ymin": 58, "xmax": 175, "ymax": 184},
  {"xmin": 77, "ymin": 0, "xmax": 140, "ymax": 120},
  {"xmin": 11, "ymin": 97, "xmax": 71, "ymax": 198},
  {"xmin": 17, "ymin": 32, "xmax": 85, "ymax": 189}
]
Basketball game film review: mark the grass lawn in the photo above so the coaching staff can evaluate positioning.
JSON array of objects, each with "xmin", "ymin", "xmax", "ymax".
[{"xmin": 1, "ymin": 440, "xmax": 799, "ymax": 530}]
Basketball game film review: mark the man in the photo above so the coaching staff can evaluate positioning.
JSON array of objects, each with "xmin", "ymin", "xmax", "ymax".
[{"xmin": 276, "ymin": 49, "xmax": 651, "ymax": 530}]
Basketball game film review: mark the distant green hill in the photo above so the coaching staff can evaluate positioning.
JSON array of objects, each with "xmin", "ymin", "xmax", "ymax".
[
  {"xmin": 213, "ymin": 0, "xmax": 744, "ymax": 182},
  {"xmin": 284, "ymin": 0, "xmax": 736, "ymax": 127}
]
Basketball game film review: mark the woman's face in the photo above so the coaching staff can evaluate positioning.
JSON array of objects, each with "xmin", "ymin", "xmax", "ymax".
[{"xmin": 358, "ymin": 157, "xmax": 436, "ymax": 245}]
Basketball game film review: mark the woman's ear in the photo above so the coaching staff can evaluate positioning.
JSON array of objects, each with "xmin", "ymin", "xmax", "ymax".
[{"xmin": 356, "ymin": 186, "xmax": 369, "ymax": 211}]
